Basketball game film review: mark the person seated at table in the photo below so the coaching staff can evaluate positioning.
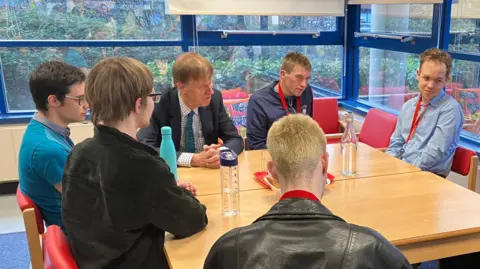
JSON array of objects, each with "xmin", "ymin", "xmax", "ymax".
[
  {"xmin": 386, "ymin": 48, "xmax": 464, "ymax": 178},
  {"xmin": 18, "ymin": 61, "xmax": 87, "ymax": 232},
  {"xmin": 137, "ymin": 52, "xmax": 243, "ymax": 169},
  {"xmin": 246, "ymin": 52, "xmax": 314, "ymax": 150},
  {"xmin": 62, "ymin": 57, "xmax": 208, "ymax": 269},
  {"xmin": 204, "ymin": 114, "xmax": 412, "ymax": 269}
]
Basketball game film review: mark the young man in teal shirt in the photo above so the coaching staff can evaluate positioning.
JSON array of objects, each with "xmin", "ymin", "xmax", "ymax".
[{"xmin": 18, "ymin": 61, "xmax": 88, "ymax": 230}]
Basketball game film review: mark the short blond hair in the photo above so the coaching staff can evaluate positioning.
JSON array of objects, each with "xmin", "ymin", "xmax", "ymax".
[
  {"xmin": 86, "ymin": 57, "xmax": 153, "ymax": 125},
  {"xmin": 173, "ymin": 52, "xmax": 213, "ymax": 85},
  {"xmin": 280, "ymin": 52, "xmax": 312, "ymax": 73},
  {"xmin": 267, "ymin": 114, "xmax": 326, "ymax": 180}
]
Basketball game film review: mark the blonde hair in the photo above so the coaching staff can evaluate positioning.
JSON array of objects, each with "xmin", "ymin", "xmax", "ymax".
[
  {"xmin": 173, "ymin": 52, "xmax": 213, "ymax": 85},
  {"xmin": 86, "ymin": 57, "xmax": 153, "ymax": 125},
  {"xmin": 266, "ymin": 114, "xmax": 326, "ymax": 181},
  {"xmin": 420, "ymin": 48, "xmax": 453, "ymax": 78},
  {"xmin": 280, "ymin": 52, "xmax": 312, "ymax": 73}
]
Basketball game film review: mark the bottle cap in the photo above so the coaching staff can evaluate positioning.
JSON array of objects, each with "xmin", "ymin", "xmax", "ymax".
[
  {"xmin": 220, "ymin": 149, "xmax": 238, "ymax": 167},
  {"xmin": 161, "ymin": 126, "xmax": 172, "ymax": 135}
]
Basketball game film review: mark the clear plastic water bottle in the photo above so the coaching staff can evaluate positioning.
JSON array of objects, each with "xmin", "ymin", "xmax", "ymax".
[
  {"xmin": 220, "ymin": 149, "xmax": 240, "ymax": 216},
  {"xmin": 341, "ymin": 112, "xmax": 357, "ymax": 176},
  {"xmin": 160, "ymin": 126, "xmax": 178, "ymax": 181}
]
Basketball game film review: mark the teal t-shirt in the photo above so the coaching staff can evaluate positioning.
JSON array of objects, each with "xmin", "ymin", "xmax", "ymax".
[{"xmin": 18, "ymin": 117, "xmax": 74, "ymax": 230}]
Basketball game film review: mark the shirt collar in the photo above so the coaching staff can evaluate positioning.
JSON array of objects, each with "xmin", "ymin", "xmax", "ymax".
[
  {"xmin": 428, "ymin": 90, "xmax": 446, "ymax": 107},
  {"xmin": 279, "ymin": 190, "xmax": 320, "ymax": 202},
  {"xmin": 178, "ymin": 92, "xmax": 199, "ymax": 117},
  {"xmin": 32, "ymin": 113, "xmax": 71, "ymax": 138}
]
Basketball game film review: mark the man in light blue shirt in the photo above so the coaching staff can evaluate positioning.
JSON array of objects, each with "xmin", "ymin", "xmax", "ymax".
[
  {"xmin": 18, "ymin": 61, "xmax": 88, "ymax": 231},
  {"xmin": 386, "ymin": 48, "xmax": 464, "ymax": 178}
]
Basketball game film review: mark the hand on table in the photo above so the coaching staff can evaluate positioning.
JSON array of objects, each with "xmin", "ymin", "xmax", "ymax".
[
  {"xmin": 191, "ymin": 146, "xmax": 220, "ymax": 169},
  {"xmin": 177, "ymin": 180, "xmax": 197, "ymax": 196}
]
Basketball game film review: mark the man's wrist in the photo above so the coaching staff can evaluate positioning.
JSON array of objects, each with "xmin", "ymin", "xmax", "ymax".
[{"xmin": 191, "ymin": 153, "xmax": 199, "ymax": 167}]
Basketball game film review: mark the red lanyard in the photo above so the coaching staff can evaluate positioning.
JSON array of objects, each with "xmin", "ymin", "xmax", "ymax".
[
  {"xmin": 278, "ymin": 83, "xmax": 300, "ymax": 115},
  {"xmin": 406, "ymin": 98, "xmax": 428, "ymax": 144}
]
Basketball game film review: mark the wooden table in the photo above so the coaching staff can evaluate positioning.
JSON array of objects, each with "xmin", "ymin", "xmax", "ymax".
[
  {"xmin": 165, "ymin": 172, "xmax": 480, "ymax": 267},
  {"xmin": 178, "ymin": 142, "xmax": 420, "ymax": 196}
]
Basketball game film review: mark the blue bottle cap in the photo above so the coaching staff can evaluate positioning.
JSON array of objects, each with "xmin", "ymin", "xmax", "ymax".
[
  {"xmin": 161, "ymin": 126, "xmax": 172, "ymax": 135},
  {"xmin": 220, "ymin": 149, "xmax": 238, "ymax": 167}
]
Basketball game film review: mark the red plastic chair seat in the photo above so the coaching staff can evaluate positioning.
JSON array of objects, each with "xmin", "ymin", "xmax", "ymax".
[
  {"xmin": 313, "ymin": 98, "xmax": 340, "ymax": 134},
  {"xmin": 451, "ymin": 147, "xmax": 476, "ymax": 176},
  {"xmin": 358, "ymin": 108, "xmax": 398, "ymax": 149},
  {"xmin": 45, "ymin": 225, "xmax": 79, "ymax": 269},
  {"xmin": 16, "ymin": 187, "xmax": 45, "ymax": 234}
]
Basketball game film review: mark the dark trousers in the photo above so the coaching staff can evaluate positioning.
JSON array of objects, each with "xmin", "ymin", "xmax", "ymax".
[{"xmin": 439, "ymin": 252, "xmax": 480, "ymax": 269}]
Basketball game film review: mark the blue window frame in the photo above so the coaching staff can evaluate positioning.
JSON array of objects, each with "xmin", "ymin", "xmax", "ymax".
[
  {"xmin": 0, "ymin": 11, "xmax": 344, "ymax": 123},
  {"xmin": 345, "ymin": 0, "xmax": 480, "ymax": 153},
  {"xmin": 0, "ymin": 1, "xmax": 478, "ymax": 153}
]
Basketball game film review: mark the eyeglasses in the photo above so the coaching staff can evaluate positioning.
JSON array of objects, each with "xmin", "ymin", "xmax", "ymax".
[
  {"xmin": 65, "ymin": 95, "xmax": 86, "ymax": 106},
  {"xmin": 149, "ymin": 93, "xmax": 162, "ymax": 103}
]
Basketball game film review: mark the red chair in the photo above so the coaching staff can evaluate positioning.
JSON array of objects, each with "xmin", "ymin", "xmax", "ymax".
[
  {"xmin": 312, "ymin": 98, "xmax": 341, "ymax": 134},
  {"xmin": 45, "ymin": 225, "xmax": 79, "ymax": 269},
  {"xmin": 325, "ymin": 108, "xmax": 397, "ymax": 150},
  {"xmin": 358, "ymin": 108, "xmax": 398, "ymax": 149},
  {"xmin": 451, "ymin": 147, "xmax": 478, "ymax": 192},
  {"xmin": 16, "ymin": 187, "xmax": 52, "ymax": 269}
]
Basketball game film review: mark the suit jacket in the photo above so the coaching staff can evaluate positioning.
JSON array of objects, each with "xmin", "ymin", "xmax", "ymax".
[
  {"xmin": 204, "ymin": 198, "xmax": 412, "ymax": 269},
  {"xmin": 137, "ymin": 88, "xmax": 244, "ymax": 157}
]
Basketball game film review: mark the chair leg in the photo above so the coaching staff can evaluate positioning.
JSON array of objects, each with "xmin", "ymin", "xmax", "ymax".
[{"xmin": 468, "ymin": 156, "xmax": 478, "ymax": 192}]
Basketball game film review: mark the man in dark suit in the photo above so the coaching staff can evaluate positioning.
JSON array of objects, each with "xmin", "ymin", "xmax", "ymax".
[{"xmin": 137, "ymin": 52, "xmax": 243, "ymax": 169}]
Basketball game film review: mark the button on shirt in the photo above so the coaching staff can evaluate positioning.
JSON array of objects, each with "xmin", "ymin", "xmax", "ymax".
[
  {"xmin": 386, "ymin": 91, "xmax": 464, "ymax": 177},
  {"xmin": 177, "ymin": 94, "xmax": 205, "ymax": 167}
]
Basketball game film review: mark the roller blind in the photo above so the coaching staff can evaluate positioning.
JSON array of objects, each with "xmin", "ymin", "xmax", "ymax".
[
  {"xmin": 348, "ymin": 0, "xmax": 441, "ymax": 4},
  {"xmin": 165, "ymin": 0, "xmax": 345, "ymax": 16}
]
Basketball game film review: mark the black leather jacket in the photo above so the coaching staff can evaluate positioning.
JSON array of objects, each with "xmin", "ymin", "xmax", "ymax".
[{"xmin": 204, "ymin": 198, "xmax": 412, "ymax": 269}]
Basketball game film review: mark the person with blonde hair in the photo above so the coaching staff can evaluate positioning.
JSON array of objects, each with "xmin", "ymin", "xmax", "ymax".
[
  {"xmin": 138, "ymin": 52, "xmax": 243, "ymax": 169},
  {"xmin": 247, "ymin": 52, "xmax": 314, "ymax": 150},
  {"xmin": 62, "ymin": 57, "xmax": 208, "ymax": 269},
  {"xmin": 205, "ymin": 114, "xmax": 412, "ymax": 269}
]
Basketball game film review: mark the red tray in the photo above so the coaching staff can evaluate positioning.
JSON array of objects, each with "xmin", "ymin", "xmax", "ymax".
[{"xmin": 253, "ymin": 171, "xmax": 335, "ymax": 191}]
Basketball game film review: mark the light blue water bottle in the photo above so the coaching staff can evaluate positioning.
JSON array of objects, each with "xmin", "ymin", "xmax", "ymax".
[{"xmin": 160, "ymin": 126, "xmax": 178, "ymax": 181}]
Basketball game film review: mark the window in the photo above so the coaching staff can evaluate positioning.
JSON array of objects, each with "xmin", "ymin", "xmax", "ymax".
[
  {"xmin": 1, "ymin": 46, "xmax": 181, "ymax": 111},
  {"xmin": 195, "ymin": 45, "xmax": 343, "ymax": 97},
  {"xmin": 360, "ymin": 4, "xmax": 434, "ymax": 35},
  {"xmin": 358, "ymin": 48, "xmax": 419, "ymax": 110},
  {"xmin": 449, "ymin": 0, "xmax": 480, "ymax": 56},
  {"xmin": 196, "ymin": 16, "xmax": 337, "ymax": 32},
  {"xmin": 0, "ymin": 0, "xmax": 181, "ymax": 40},
  {"xmin": 451, "ymin": 59, "xmax": 480, "ymax": 136}
]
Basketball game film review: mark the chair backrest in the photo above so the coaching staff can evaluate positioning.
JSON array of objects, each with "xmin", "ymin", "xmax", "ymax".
[
  {"xmin": 16, "ymin": 186, "xmax": 46, "ymax": 269},
  {"xmin": 45, "ymin": 225, "xmax": 79, "ymax": 269},
  {"xmin": 451, "ymin": 147, "xmax": 476, "ymax": 176},
  {"xmin": 16, "ymin": 187, "xmax": 45, "ymax": 234},
  {"xmin": 358, "ymin": 108, "xmax": 398, "ymax": 149},
  {"xmin": 313, "ymin": 98, "xmax": 339, "ymax": 134}
]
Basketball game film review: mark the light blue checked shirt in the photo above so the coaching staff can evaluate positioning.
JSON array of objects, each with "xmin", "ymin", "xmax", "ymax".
[
  {"xmin": 386, "ymin": 91, "xmax": 464, "ymax": 177},
  {"xmin": 177, "ymin": 93, "xmax": 205, "ymax": 167}
]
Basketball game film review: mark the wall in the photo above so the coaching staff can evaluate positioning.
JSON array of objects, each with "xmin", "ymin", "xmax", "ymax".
[{"xmin": 0, "ymin": 122, "xmax": 94, "ymax": 183}]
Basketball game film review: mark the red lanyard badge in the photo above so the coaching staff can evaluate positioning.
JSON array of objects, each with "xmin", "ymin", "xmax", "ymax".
[
  {"xmin": 278, "ymin": 83, "xmax": 300, "ymax": 115},
  {"xmin": 406, "ymin": 98, "xmax": 428, "ymax": 144}
]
